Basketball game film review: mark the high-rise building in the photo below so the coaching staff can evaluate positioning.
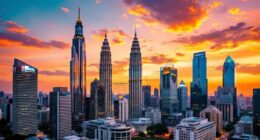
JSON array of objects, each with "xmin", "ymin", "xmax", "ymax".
[
  {"xmin": 142, "ymin": 85, "xmax": 151, "ymax": 108},
  {"xmin": 99, "ymin": 33, "xmax": 112, "ymax": 117},
  {"xmin": 154, "ymin": 88, "xmax": 159, "ymax": 98},
  {"xmin": 177, "ymin": 80, "xmax": 188, "ymax": 112},
  {"xmin": 160, "ymin": 64, "xmax": 178, "ymax": 123},
  {"xmin": 190, "ymin": 52, "xmax": 208, "ymax": 117},
  {"xmin": 129, "ymin": 30, "xmax": 142, "ymax": 119},
  {"xmin": 89, "ymin": 79, "xmax": 105, "ymax": 120},
  {"xmin": 223, "ymin": 56, "xmax": 238, "ymax": 117},
  {"xmin": 83, "ymin": 118, "xmax": 132, "ymax": 140},
  {"xmin": 70, "ymin": 8, "xmax": 86, "ymax": 128},
  {"xmin": 200, "ymin": 105, "xmax": 223, "ymax": 132},
  {"xmin": 144, "ymin": 108, "xmax": 161, "ymax": 124},
  {"xmin": 50, "ymin": 87, "xmax": 72, "ymax": 140},
  {"xmin": 114, "ymin": 99, "xmax": 119, "ymax": 119},
  {"xmin": 234, "ymin": 115, "xmax": 253, "ymax": 135},
  {"xmin": 253, "ymin": 88, "xmax": 260, "ymax": 137},
  {"xmin": 175, "ymin": 117, "xmax": 216, "ymax": 140},
  {"xmin": 13, "ymin": 59, "xmax": 38, "ymax": 135},
  {"xmin": 37, "ymin": 107, "xmax": 50, "ymax": 125},
  {"xmin": 215, "ymin": 86, "xmax": 234, "ymax": 125},
  {"xmin": 119, "ymin": 97, "xmax": 129, "ymax": 122}
]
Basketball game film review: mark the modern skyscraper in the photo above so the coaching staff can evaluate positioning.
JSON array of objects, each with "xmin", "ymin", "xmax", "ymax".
[
  {"xmin": 177, "ymin": 80, "xmax": 188, "ymax": 112},
  {"xmin": 160, "ymin": 64, "xmax": 178, "ymax": 123},
  {"xmin": 119, "ymin": 97, "xmax": 129, "ymax": 122},
  {"xmin": 190, "ymin": 51, "xmax": 208, "ymax": 117},
  {"xmin": 223, "ymin": 56, "xmax": 238, "ymax": 117},
  {"xmin": 253, "ymin": 88, "xmax": 260, "ymax": 137},
  {"xmin": 129, "ymin": 30, "xmax": 142, "ymax": 119},
  {"xmin": 89, "ymin": 79, "xmax": 105, "ymax": 120},
  {"xmin": 70, "ymin": 8, "xmax": 86, "ymax": 128},
  {"xmin": 200, "ymin": 105, "xmax": 223, "ymax": 132},
  {"xmin": 142, "ymin": 85, "xmax": 151, "ymax": 108},
  {"xmin": 50, "ymin": 87, "xmax": 72, "ymax": 140},
  {"xmin": 99, "ymin": 33, "xmax": 112, "ymax": 117},
  {"xmin": 13, "ymin": 59, "xmax": 38, "ymax": 135}
]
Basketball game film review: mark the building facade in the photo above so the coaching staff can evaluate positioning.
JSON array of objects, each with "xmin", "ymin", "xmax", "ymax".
[
  {"xmin": 50, "ymin": 87, "xmax": 72, "ymax": 140},
  {"xmin": 13, "ymin": 59, "xmax": 38, "ymax": 135},
  {"xmin": 253, "ymin": 88, "xmax": 260, "ymax": 137},
  {"xmin": 145, "ymin": 108, "xmax": 161, "ymax": 124},
  {"xmin": 160, "ymin": 64, "xmax": 178, "ymax": 123},
  {"xmin": 119, "ymin": 97, "xmax": 129, "ymax": 122},
  {"xmin": 177, "ymin": 80, "xmax": 188, "ymax": 113},
  {"xmin": 200, "ymin": 105, "xmax": 223, "ymax": 132},
  {"xmin": 175, "ymin": 117, "xmax": 216, "ymax": 140},
  {"xmin": 190, "ymin": 52, "xmax": 208, "ymax": 117},
  {"xmin": 70, "ymin": 8, "xmax": 86, "ymax": 128},
  {"xmin": 129, "ymin": 30, "xmax": 143, "ymax": 119},
  {"xmin": 142, "ymin": 85, "xmax": 151, "ymax": 108},
  {"xmin": 99, "ymin": 33, "xmax": 113, "ymax": 117}
]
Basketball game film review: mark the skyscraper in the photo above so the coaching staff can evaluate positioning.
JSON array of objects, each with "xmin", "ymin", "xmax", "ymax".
[
  {"xmin": 119, "ymin": 97, "xmax": 129, "ymax": 122},
  {"xmin": 99, "ymin": 33, "xmax": 112, "ymax": 117},
  {"xmin": 142, "ymin": 85, "xmax": 151, "ymax": 108},
  {"xmin": 89, "ymin": 79, "xmax": 105, "ymax": 120},
  {"xmin": 253, "ymin": 88, "xmax": 260, "ymax": 137},
  {"xmin": 223, "ymin": 56, "xmax": 237, "ymax": 117},
  {"xmin": 129, "ymin": 30, "xmax": 142, "ymax": 119},
  {"xmin": 13, "ymin": 59, "xmax": 38, "ymax": 135},
  {"xmin": 50, "ymin": 87, "xmax": 71, "ymax": 140},
  {"xmin": 160, "ymin": 64, "xmax": 178, "ymax": 123},
  {"xmin": 70, "ymin": 8, "xmax": 86, "ymax": 128},
  {"xmin": 190, "ymin": 51, "xmax": 208, "ymax": 117},
  {"xmin": 177, "ymin": 80, "xmax": 188, "ymax": 112}
]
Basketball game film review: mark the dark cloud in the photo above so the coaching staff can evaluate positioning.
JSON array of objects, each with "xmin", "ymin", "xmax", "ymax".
[
  {"xmin": 124, "ymin": 0, "xmax": 209, "ymax": 32},
  {"xmin": 5, "ymin": 21, "xmax": 29, "ymax": 33},
  {"xmin": 174, "ymin": 22, "xmax": 260, "ymax": 51},
  {"xmin": 39, "ymin": 70, "xmax": 69, "ymax": 76}
]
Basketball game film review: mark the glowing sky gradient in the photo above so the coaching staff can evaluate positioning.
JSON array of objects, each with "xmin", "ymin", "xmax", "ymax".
[{"xmin": 0, "ymin": 0, "xmax": 260, "ymax": 96}]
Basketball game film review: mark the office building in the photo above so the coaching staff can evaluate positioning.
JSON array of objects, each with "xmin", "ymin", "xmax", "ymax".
[
  {"xmin": 223, "ymin": 56, "xmax": 238, "ymax": 117},
  {"xmin": 13, "ymin": 59, "xmax": 38, "ymax": 135},
  {"xmin": 50, "ymin": 87, "xmax": 71, "ymax": 140},
  {"xmin": 177, "ymin": 80, "xmax": 188, "ymax": 112},
  {"xmin": 235, "ymin": 115, "xmax": 253, "ymax": 135},
  {"xmin": 70, "ymin": 8, "xmax": 86, "ymax": 128},
  {"xmin": 126, "ymin": 118, "xmax": 152, "ymax": 132},
  {"xmin": 200, "ymin": 105, "xmax": 223, "ymax": 132},
  {"xmin": 129, "ymin": 29, "xmax": 143, "ymax": 119},
  {"xmin": 37, "ymin": 107, "xmax": 50, "ymax": 125},
  {"xmin": 253, "ymin": 88, "xmax": 260, "ymax": 137},
  {"xmin": 160, "ymin": 64, "xmax": 178, "ymax": 123},
  {"xmin": 119, "ymin": 97, "xmax": 128, "ymax": 122},
  {"xmin": 166, "ymin": 113, "xmax": 183, "ymax": 127},
  {"xmin": 83, "ymin": 118, "xmax": 132, "ymax": 140},
  {"xmin": 142, "ymin": 85, "xmax": 151, "ymax": 108},
  {"xmin": 145, "ymin": 108, "xmax": 161, "ymax": 124},
  {"xmin": 89, "ymin": 79, "xmax": 105, "ymax": 120},
  {"xmin": 99, "ymin": 33, "xmax": 113, "ymax": 117},
  {"xmin": 175, "ymin": 117, "xmax": 216, "ymax": 140},
  {"xmin": 190, "ymin": 52, "xmax": 208, "ymax": 117},
  {"xmin": 114, "ymin": 99, "xmax": 119, "ymax": 119}
]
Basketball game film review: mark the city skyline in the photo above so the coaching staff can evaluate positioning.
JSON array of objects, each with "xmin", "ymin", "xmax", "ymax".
[{"xmin": 1, "ymin": 0, "xmax": 260, "ymax": 96}]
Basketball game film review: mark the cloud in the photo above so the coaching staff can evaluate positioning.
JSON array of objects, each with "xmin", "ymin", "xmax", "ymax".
[
  {"xmin": 173, "ymin": 22, "xmax": 260, "ymax": 51},
  {"xmin": 95, "ymin": 0, "xmax": 101, "ymax": 4},
  {"xmin": 215, "ymin": 63, "xmax": 260, "ymax": 75},
  {"xmin": 0, "ymin": 21, "xmax": 70, "ymax": 49},
  {"xmin": 39, "ymin": 70, "xmax": 69, "ymax": 76},
  {"xmin": 143, "ymin": 54, "xmax": 177, "ymax": 64},
  {"xmin": 60, "ymin": 7, "xmax": 70, "ymax": 13},
  {"xmin": 176, "ymin": 53, "xmax": 185, "ymax": 57},
  {"xmin": 228, "ymin": 7, "xmax": 242, "ymax": 15},
  {"xmin": 113, "ymin": 59, "xmax": 129, "ymax": 74},
  {"xmin": 92, "ymin": 29, "xmax": 130, "ymax": 46},
  {"xmin": 5, "ymin": 21, "xmax": 29, "ymax": 33},
  {"xmin": 124, "ymin": 0, "xmax": 210, "ymax": 32}
]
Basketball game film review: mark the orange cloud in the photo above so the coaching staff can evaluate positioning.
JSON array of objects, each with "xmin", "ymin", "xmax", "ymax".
[
  {"xmin": 211, "ymin": 1, "xmax": 223, "ymax": 9},
  {"xmin": 60, "ymin": 7, "xmax": 70, "ymax": 13},
  {"xmin": 228, "ymin": 7, "xmax": 242, "ymax": 15},
  {"xmin": 143, "ymin": 54, "xmax": 177, "ymax": 65},
  {"xmin": 127, "ymin": 4, "xmax": 150, "ymax": 17},
  {"xmin": 5, "ymin": 21, "xmax": 29, "ymax": 33}
]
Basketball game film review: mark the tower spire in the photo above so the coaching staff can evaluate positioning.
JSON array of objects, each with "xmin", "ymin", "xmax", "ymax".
[
  {"xmin": 105, "ymin": 30, "xmax": 107, "ymax": 39},
  {"xmin": 78, "ymin": 6, "xmax": 81, "ymax": 20},
  {"xmin": 134, "ymin": 25, "xmax": 137, "ymax": 38}
]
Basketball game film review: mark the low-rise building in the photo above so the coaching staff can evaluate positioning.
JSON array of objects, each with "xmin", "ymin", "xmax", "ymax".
[
  {"xmin": 126, "ymin": 118, "xmax": 152, "ymax": 132},
  {"xmin": 145, "ymin": 108, "xmax": 161, "ymax": 124}
]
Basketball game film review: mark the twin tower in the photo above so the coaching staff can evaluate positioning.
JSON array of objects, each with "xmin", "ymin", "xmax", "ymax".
[{"xmin": 70, "ymin": 9, "xmax": 143, "ymax": 128}]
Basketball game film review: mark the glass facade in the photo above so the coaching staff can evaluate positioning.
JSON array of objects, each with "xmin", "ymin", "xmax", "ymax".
[
  {"xmin": 253, "ymin": 88, "xmax": 260, "ymax": 137},
  {"xmin": 223, "ymin": 56, "xmax": 235, "ymax": 88},
  {"xmin": 190, "ymin": 52, "xmax": 208, "ymax": 117}
]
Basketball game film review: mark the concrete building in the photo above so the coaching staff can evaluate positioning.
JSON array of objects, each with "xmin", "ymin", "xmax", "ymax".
[
  {"xmin": 145, "ymin": 108, "xmax": 161, "ymax": 124},
  {"xmin": 126, "ymin": 118, "xmax": 152, "ymax": 132},
  {"xmin": 82, "ymin": 118, "xmax": 132, "ymax": 140},
  {"xmin": 175, "ymin": 117, "xmax": 216, "ymax": 140},
  {"xmin": 119, "ymin": 97, "xmax": 128, "ymax": 122},
  {"xmin": 37, "ymin": 107, "xmax": 50, "ymax": 124},
  {"xmin": 166, "ymin": 113, "xmax": 183, "ymax": 127},
  {"xmin": 235, "ymin": 115, "xmax": 253, "ymax": 135},
  {"xmin": 142, "ymin": 85, "xmax": 151, "ymax": 108},
  {"xmin": 50, "ymin": 87, "xmax": 72, "ymax": 140},
  {"xmin": 13, "ymin": 59, "xmax": 38, "ymax": 135},
  {"xmin": 200, "ymin": 105, "xmax": 223, "ymax": 132},
  {"xmin": 129, "ymin": 29, "xmax": 143, "ymax": 119}
]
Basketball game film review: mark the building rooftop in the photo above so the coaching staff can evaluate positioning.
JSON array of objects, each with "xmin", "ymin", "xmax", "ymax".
[
  {"xmin": 85, "ymin": 117, "xmax": 131, "ymax": 129},
  {"xmin": 238, "ymin": 115, "xmax": 252, "ymax": 125},
  {"xmin": 179, "ymin": 117, "xmax": 214, "ymax": 128}
]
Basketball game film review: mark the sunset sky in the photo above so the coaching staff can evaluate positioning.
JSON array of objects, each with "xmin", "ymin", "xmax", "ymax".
[{"xmin": 0, "ymin": 0, "xmax": 259, "ymax": 96}]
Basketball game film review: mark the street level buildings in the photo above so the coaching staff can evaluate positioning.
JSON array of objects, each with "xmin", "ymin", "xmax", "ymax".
[{"xmin": 13, "ymin": 59, "xmax": 38, "ymax": 135}]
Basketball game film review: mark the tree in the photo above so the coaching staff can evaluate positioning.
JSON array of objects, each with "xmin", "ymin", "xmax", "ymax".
[
  {"xmin": 224, "ymin": 123, "xmax": 234, "ymax": 132},
  {"xmin": 216, "ymin": 131, "xmax": 221, "ymax": 138},
  {"xmin": 0, "ymin": 119, "xmax": 12, "ymax": 137},
  {"xmin": 146, "ymin": 123, "xmax": 168, "ymax": 136},
  {"xmin": 75, "ymin": 126, "xmax": 83, "ymax": 135},
  {"xmin": 138, "ymin": 132, "xmax": 146, "ymax": 137}
]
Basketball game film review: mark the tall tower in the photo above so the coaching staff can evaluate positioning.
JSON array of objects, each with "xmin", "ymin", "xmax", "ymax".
[
  {"xmin": 99, "ymin": 32, "xmax": 112, "ymax": 117},
  {"xmin": 13, "ymin": 59, "xmax": 38, "ymax": 135},
  {"xmin": 129, "ymin": 29, "xmax": 143, "ymax": 119},
  {"xmin": 70, "ymin": 8, "xmax": 86, "ymax": 129},
  {"xmin": 177, "ymin": 80, "xmax": 188, "ymax": 113},
  {"xmin": 190, "ymin": 51, "xmax": 208, "ymax": 117}
]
